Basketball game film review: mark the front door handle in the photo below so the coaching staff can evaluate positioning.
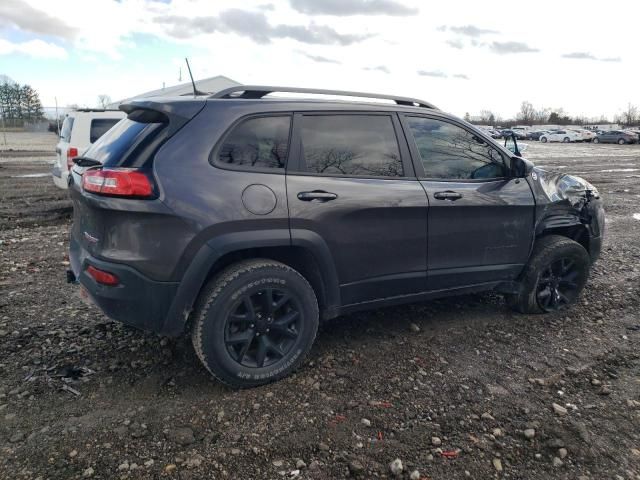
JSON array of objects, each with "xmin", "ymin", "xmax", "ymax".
[
  {"xmin": 433, "ymin": 191, "xmax": 463, "ymax": 201},
  {"xmin": 297, "ymin": 190, "xmax": 338, "ymax": 202}
]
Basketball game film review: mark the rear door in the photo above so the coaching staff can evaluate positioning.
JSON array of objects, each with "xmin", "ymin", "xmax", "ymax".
[
  {"xmin": 400, "ymin": 114, "xmax": 535, "ymax": 290},
  {"xmin": 286, "ymin": 112, "xmax": 428, "ymax": 306}
]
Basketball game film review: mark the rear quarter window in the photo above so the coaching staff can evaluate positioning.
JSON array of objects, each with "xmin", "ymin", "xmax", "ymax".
[
  {"xmin": 90, "ymin": 118, "xmax": 121, "ymax": 143},
  {"xmin": 216, "ymin": 116, "xmax": 291, "ymax": 170},
  {"xmin": 60, "ymin": 116, "xmax": 74, "ymax": 142}
]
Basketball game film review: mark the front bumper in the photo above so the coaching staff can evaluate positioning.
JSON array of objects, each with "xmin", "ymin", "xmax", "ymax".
[{"xmin": 69, "ymin": 234, "xmax": 179, "ymax": 334}]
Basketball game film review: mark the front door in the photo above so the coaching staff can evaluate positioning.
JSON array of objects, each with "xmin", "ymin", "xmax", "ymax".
[
  {"xmin": 286, "ymin": 112, "xmax": 428, "ymax": 306},
  {"xmin": 401, "ymin": 114, "xmax": 536, "ymax": 290}
]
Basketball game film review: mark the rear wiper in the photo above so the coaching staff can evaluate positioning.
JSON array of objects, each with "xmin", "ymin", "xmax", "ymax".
[{"xmin": 72, "ymin": 156, "xmax": 101, "ymax": 167}]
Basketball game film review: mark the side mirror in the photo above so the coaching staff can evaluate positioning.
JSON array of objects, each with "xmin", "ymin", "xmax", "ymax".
[{"xmin": 511, "ymin": 156, "xmax": 534, "ymax": 178}]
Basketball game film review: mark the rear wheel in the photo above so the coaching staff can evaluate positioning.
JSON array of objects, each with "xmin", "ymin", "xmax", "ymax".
[
  {"xmin": 563, "ymin": 137, "xmax": 570, "ymax": 143},
  {"xmin": 541, "ymin": 137, "xmax": 548, "ymax": 143},
  {"xmin": 506, "ymin": 235, "xmax": 590, "ymax": 314},
  {"xmin": 192, "ymin": 259, "xmax": 319, "ymax": 387}
]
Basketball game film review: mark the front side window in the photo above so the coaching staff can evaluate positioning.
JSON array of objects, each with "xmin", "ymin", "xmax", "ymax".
[
  {"xmin": 218, "ymin": 116, "xmax": 291, "ymax": 170},
  {"xmin": 406, "ymin": 117, "xmax": 507, "ymax": 180},
  {"xmin": 299, "ymin": 115, "xmax": 403, "ymax": 177}
]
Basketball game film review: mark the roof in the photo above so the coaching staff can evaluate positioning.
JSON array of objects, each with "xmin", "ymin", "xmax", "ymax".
[{"xmin": 107, "ymin": 75, "xmax": 241, "ymax": 109}]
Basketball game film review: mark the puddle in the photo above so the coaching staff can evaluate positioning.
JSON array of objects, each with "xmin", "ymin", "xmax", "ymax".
[{"xmin": 633, "ymin": 214, "xmax": 640, "ymax": 221}]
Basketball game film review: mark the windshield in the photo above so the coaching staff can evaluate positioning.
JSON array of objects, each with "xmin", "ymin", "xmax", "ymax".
[{"xmin": 82, "ymin": 118, "xmax": 164, "ymax": 166}]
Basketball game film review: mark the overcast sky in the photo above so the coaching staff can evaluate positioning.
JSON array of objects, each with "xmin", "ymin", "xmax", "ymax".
[{"xmin": 0, "ymin": 0, "xmax": 637, "ymax": 120}]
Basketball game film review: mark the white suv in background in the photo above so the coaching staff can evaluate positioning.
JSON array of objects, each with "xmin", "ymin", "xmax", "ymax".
[{"xmin": 52, "ymin": 109, "xmax": 125, "ymax": 189}]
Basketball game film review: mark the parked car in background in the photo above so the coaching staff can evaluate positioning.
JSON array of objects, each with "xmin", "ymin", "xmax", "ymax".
[
  {"xmin": 502, "ymin": 129, "xmax": 528, "ymax": 140},
  {"xmin": 625, "ymin": 129, "xmax": 640, "ymax": 139},
  {"xmin": 539, "ymin": 130, "xmax": 582, "ymax": 143},
  {"xmin": 480, "ymin": 128, "xmax": 503, "ymax": 139},
  {"xmin": 527, "ymin": 130, "xmax": 549, "ymax": 140},
  {"xmin": 66, "ymin": 85, "xmax": 604, "ymax": 387},
  {"xmin": 592, "ymin": 130, "xmax": 638, "ymax": 145},
  {"xmin": 570, "ymin": 129, "xmax": 597, "ymax": 142},
  {"xmin": 52, "ymin": 109, "xmax": 126, "ymax": 189}
]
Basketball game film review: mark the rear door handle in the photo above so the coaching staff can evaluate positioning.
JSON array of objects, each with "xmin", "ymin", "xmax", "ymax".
[
  {"xmin": 433, "ymin": 191, "xmax": 463, "ymax": 201},
  {"xmin": 297, "ymin": 190, "xmax": 338, "ymax": 202}
]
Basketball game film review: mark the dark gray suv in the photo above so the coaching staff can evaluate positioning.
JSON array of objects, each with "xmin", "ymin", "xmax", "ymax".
[{"xmin": 67, "ymin": 86, "xmax": 605, "ymax": 387}]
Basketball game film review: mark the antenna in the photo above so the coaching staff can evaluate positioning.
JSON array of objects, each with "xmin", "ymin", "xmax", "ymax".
[{"xmin": 185, "ymin": 58, "xmax": 205, "ymax": 96}]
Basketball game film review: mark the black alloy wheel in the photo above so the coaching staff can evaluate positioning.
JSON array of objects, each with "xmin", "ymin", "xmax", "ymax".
[
  {"xmin": 535, "ymin": 258, "xmax": 580, "ymax": 312},
  {"xmin": 224, "ymin": 288, "xmax": 302, "ymax": 368},
  {"xmin": 505, "ymin": 235, "xmax": 590, "ymax": 314}
]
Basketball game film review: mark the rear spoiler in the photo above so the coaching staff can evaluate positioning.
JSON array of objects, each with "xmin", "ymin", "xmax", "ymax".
[{"xmin": 120, "ymin": 98, "xmax": 206, "ymax": 137}]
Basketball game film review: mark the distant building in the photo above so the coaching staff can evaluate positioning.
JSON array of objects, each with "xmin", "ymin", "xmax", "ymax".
[{"xmin": 106, "ymin": 75, "xmax": 241, "ymax": 109}]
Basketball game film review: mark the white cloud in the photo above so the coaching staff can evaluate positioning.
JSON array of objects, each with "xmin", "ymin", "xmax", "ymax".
[
  {"xmin": 5, "ymin": 0, "xmax": 640, "ymax": 120},
  {"xmin": 0, "ymin": 38, "xmax": 68, "ymax": 59}
]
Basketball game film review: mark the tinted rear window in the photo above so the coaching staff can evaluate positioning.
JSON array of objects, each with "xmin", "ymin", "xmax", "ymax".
[
  {"xmin": 298, "ymin": 115, "xmax": 402, "ymax": 177},
  {"xmin": 90, "ymin": 118, "xmax": 121, "ymax": 143},
  {"xmin": 82, "ymin": 118, "xmax": 166, "ymax": 167},
  {"xmin": 60, "ymin": 116, "xmax": 74, "ymax": 142}
]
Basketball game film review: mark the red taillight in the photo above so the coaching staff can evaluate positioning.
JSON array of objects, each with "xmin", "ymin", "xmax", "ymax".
[
  {"xmin": 66, "ymin": 147, "xmax": 78, "ymax": 170},
  {"xmin": 86, "ymin": 265, "xmax": 119, "ymax": 286},
  {"xmin": 82, "ymin": 169, "xmax": 154, "ymax": 198}
]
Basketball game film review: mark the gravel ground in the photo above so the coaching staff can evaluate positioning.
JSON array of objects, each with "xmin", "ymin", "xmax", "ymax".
[{"xmin": 0, "ymin": 133, "xmax": 639, "ymax": 480}]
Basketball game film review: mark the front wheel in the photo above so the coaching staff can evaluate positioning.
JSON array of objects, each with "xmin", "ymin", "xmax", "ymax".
[
  {"xmin": 191, "ymin": 259, "xmax": 319, "ymax": 387},
  {"xmin": 506, "ymin": 235, "xmax": 590, "ymax": 314},
  {"xmin": 541, "ymin": 137, "xmax": 548, "ymax": 143},
  {"xmin": 593, "ymin": 137, "xmax": 600, "ymax": 144},
  {"xmin": 618, "ymin": 138, "xmax": 626, "ymax": 145},
  {"xmin": 563, "ymin": 137, "xmax": 570, "ymax": 143}
]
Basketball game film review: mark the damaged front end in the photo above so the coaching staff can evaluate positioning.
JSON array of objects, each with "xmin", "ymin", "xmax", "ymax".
[{"xmin": 529, "ymin": 167, "xmax": 605, "ymax": 262}]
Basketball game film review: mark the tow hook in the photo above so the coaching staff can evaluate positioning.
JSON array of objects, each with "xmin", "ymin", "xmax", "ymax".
[{"xmin": 66, "ymin": 269, "xmax": 79, "ymax": 284}]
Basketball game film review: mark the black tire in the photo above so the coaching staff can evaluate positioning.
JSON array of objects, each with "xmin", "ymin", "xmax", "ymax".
[
  {"xmin": 541, "ymin": 137, "xmax": 548, "ymax": 143},
  {"xmin": 563, "ymin": 137, "xmax": 570, "ymax": 143},
  {"xmin": 593, "ymin": 137, "xmax": 599, "ymax": 144},
  {"xmin": 506, "ymin": 235, "xmax": 590, "ymax": 314},
  {"xmin": 618, "ymin": 138, "xmax": 625, "ymax": 145},
  {"xmin": 192, "ymin": 259, "xmax": 319, "ymax": 388}
]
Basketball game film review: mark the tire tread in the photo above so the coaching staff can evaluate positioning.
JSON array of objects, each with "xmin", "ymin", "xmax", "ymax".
[{"xmin": 191, "ymin": 259, "xmax": 318, "ymax": 388}]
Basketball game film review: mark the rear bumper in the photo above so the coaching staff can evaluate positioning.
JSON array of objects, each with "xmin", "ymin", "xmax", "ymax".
[
  {"xmin": 69, "ymin": 234, "xmax": 179, "ymax": 334},
  {"xmin": 51, "ymin": 166, "xmax": 69, "ymax": 190}
]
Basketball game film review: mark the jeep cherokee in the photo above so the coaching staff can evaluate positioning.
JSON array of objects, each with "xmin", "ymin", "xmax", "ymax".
[{"xmin": 67, "ymin": 86, "xmax": 605, "ymax": 387}]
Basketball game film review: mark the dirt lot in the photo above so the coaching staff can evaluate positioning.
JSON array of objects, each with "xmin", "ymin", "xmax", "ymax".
[{"xmin": 0, "ymin": 133, "xmax": 639, "ymax": 480}]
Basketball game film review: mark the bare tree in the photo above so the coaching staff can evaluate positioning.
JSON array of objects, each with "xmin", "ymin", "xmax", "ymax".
[
  {"xmin": 516, "ymin": 101, "xmax": 535, "ymax": 125},
  {"xmin": 479, "ymin": 110, "xmax": 495, "ymax": 124},
  {"xmin": 621, "ymin": 103, "xmax": 638, "ymax": 126},
  {"xmin": 97, "ymin": 94, "xmax": 112, "ymax": 109},
  {"xmin": 533, "ymin": 107, "xmax": 550, "ymax": 124}
]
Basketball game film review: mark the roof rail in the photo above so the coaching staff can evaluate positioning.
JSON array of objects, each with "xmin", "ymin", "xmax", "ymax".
[
  {"xmin": 210, "ymin": 85, "xmax": 437, "ymax": 109},
  {"xmin": 74, "ymin": 108, "xmax": 121, "ymax": 112}
]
